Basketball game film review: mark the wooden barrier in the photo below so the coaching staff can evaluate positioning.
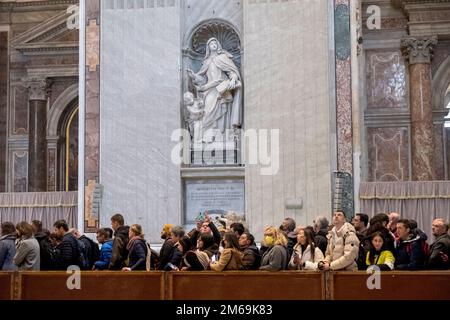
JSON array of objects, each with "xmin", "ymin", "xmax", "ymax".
[
  {"xmin": 16, "ymin": 272, "xmax": 165, "ymax": 300},
  {"xmin": 0, "ymin": 272, "xmax": 12, "ymax": 300},
  {"xmin": 167, "ymin": 271, "xmax": 325, "ymax": 300},
  {"xmin": 1, "ymin": 271, "xmax": 449, "ymax": 300},
  {"xmin": 330, "ymin": 271, "xmax": 450, "ymax": 300}
]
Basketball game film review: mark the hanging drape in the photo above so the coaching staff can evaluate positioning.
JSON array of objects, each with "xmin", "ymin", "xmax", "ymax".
[
  {"xmin": 0, "ymin": 192, "xmax": 78, "ymax": 230},
  {"xmin": 360, "ymin": 181, "xmax": 450, "ymax": 241}
]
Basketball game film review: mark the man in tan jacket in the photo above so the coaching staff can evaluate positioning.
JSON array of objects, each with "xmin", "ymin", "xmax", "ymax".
[{"xmin": 319, "ymin": 211, "xmax": 359, "ymax": 271}]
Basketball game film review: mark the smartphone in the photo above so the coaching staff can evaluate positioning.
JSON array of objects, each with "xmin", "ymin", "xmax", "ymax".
[{"xmin": 167, "ymin": 263, "xmax": 178, "ymax": 270}]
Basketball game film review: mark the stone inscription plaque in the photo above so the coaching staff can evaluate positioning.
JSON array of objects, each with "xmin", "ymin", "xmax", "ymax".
[{"xmin": 185, "ymin": 179, "xmax": 245, "ymax": 224}]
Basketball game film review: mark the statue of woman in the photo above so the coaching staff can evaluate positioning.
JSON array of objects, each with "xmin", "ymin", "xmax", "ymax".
[{"xmin": 187, "ymin": 38, "xmax": 242, "ymax": 143}]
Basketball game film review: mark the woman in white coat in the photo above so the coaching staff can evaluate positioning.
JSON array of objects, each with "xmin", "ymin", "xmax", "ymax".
[{"xmin": 288, "ymin": 228, "xmax": 324, "ymax": 270}]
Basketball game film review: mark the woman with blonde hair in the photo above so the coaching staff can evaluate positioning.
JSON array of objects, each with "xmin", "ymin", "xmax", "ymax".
[
  {"xmin": 210, "ymin": 231, "xmax": 243, "ymax": 271},
  {"xmin": 259, "ymin": 226, "xmax": 288, "ymax": 271},
  {"xmin": 288, "ymin": 228, "xmax": 324, "ymax": 270},
  {"xmin": 122, "ymin": 224, "xmax": 148, "ymax": 271},
  {"xmin": 13, "ymin": 221, "xmax": 40, "ymax": 270}
]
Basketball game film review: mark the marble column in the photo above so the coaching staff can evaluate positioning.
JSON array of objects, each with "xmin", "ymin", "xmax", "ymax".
[
  {"xmin": 401, "ymin": 36, "xmax": 438, "ymax": 181},
  {"xmin": 26, "ymin": 78, "xmax": 50, "ymax": 192}
]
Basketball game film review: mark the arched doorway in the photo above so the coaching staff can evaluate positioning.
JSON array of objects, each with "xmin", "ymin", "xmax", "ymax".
[{"xmin": 57, "ymin": 99, "xmax": 78, "ymax": 191}]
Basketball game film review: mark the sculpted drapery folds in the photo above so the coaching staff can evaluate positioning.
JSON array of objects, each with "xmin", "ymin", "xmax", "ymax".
[{"xmin": 186, "ymin": 37, "xmax": 242, "ymax": 143}]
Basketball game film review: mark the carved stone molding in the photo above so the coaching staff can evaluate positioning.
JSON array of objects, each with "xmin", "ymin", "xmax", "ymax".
[
  {"xmin": 24, "ymin": 78, "xmax": 51, "ymax": 101},
  {"xmin": 401, "ymin": 36, "xmax": 438, "ymax": 64}
]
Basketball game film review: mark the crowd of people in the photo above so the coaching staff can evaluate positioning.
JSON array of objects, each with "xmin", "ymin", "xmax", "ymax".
[{"xmin": 0, "ymin": 211, "xmax": 449, "ymax": 272}]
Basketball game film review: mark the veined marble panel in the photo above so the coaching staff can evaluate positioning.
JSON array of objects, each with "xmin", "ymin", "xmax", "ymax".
[
  {"xmin": 244, "ymin": 0, "xmax": 333, "ymax": 238},
  {"xmin": 100, "ymin": 0, "xmax": 181, "ymax": 242}
]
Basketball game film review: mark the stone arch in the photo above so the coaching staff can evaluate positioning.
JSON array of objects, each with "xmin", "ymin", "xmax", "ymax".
[
  {"xmin": 432, "ymin": 55, "xmax": 450, "ymax": 111},
  {"xmin": 47, "ymin": 83, "xmax": 78, "ymax": 137},
  {"xmin": 183, "ymin": 18, "xmax": 242, "ymax": 66}
]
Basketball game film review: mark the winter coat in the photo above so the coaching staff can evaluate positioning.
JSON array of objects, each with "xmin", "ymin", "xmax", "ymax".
[
  {"xmin": 427, "ymin": 234, "xmax": 450, "ymax": 270},
  {"xmin": 203, "ymin": 243, "xmax": 219, "ymax": 259},
  {"xmin": 259, "ymin": 244, "xmax": 288, "ymax": 271},
  {"xmin": 395, "ymin": 233, "xmax": 425, "ymax": 270},
  {"xmin": 34, "ymin": 232, "xmax": 56, "ymax": 270},
  {"xmin": 288, "ymin": 244, "xmax": 324, "ymax": 270},
  {"xmin": 0, "ymin": 234, "xmax": 18, "ymax": 271},
  {"xmin": 241, "ymin": 244, "xmax": 261, "ymax": 270},
  {"xmin": 286, "ymin": 231, "xmax": 297, "ymax": 258},
  {"xmin": 314, "ymin": 229, "xmax": 328, "ymax": 255},
  {"xmin": 210, "ymin": 248, "xmax": 243, "ymax": 271},
  {"xmin": 164, "ymin": 244, "xmax": 183, "ymax": 271},
  {"xmin": 14, "ymin": 237, "xmax": 40, "ymax": 271},
  {"xmin": 365, "ymin": 249, "xmax": 395, "ymax": 271},
  {"xmin": 127, "ymin": 237, "xmax": 148, "ymax": 271},
  {"xmin": 109, "ymin": 226, "xmax": 130, "ymax": 270},
  {"xmin": 55, "ymin": 232, "xmax": 80, "ymax": 270},
  {"xmin": 94, "ymin": 239, "xmax": 113, "ymax": 270},
  {"xmin": 157, "ymin": 237, "xmax": 174, "ymax": 270},
  {"xmin": 324, "ymin": 222, "xmax": 359, "ymax": 271}
]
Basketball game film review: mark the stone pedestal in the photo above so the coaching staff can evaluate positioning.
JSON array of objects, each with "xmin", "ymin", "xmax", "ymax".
[
  {"xmin": 401, "ymin": 36, "xmax": 437, "ymax": 181},
  {"xmin": 26, "ymin": 79, "xmax": 50, "ymax": 192}
]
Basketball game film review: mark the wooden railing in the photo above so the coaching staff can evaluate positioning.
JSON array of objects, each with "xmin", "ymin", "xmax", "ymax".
[{"xmin": 0, "ymin": 271, "xmax": 449, "ymax": 300}]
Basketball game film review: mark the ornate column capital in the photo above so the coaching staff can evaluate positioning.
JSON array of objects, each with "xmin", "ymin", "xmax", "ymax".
[
  {"xmin": 24, "ymin": 78, "xmax": 51, "ymax": 101},
  {"xmin": 401, "ymin": 36, "xmax": 438, "ymax": 65}
]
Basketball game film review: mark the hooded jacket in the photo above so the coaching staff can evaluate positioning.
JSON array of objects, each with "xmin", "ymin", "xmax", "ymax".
[
  {"xmin": 395, "ymin": 233, "xmax": 425, "ymax": 270},
  {"xmin": 241, "ymin": 244, "xmax": 261, "ymax": 270},
  {"xmin": 34, "ymin": 232, "xmax": 56, "ymax": 270},
  {"xmin": 324, "ymin": 222, "xmax": 359, "ymax": 271},
  {"xmin": 109, "ymin": 226, "xmax": 130, "ymax": 270},
  {"xmin": 94, "ymin": 239, "xmax": 113, "ymax": 270}
]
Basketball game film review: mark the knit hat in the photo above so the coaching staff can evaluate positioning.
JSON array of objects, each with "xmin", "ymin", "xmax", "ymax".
[{"xmin": 162, "ymin": 224, "xmax": 174, "ymax": 235}]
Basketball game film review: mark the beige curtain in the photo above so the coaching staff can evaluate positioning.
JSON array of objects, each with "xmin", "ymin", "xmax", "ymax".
[
  {"xmin": 0, "ymin": 192, "xmax": 78, "ymax": 231},
  {"xmin": 360, "ymin": 181, "xmax": 450, "ymax": 241}
]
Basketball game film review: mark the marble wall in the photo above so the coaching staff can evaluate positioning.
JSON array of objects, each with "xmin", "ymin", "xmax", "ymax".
[
  {"xmin": 100, "ymin": 0, "xmax": 182, "ymax": 242},
  {"xmin": 243, "ymin": 0, "xmax": 333, "ymax": 235},
  {"xmin": 362, "ymin": 0, "xmax": 449, "ymax": 181}
]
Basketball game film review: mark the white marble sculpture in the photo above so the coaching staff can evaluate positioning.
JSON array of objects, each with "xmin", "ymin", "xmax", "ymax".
[
  {"xmin": 186, "ymin": 37, "xmax": 242, "ymax": 143},
  {"xmin": 184, "ymin": 92, "xmax": 204, "ymax": 143}
]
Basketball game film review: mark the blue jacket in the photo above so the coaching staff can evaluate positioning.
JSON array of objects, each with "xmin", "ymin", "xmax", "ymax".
[
  {"xmin": 94, "ymin": 240, "xmax": 113, "ymax": 270},
  {"xmin": 0, "ymin": 234, "xmax": 18, "ymax": 271},
  {"xmin": 395, "ymin": 233, "xmax": 425, "ymax": 270}
]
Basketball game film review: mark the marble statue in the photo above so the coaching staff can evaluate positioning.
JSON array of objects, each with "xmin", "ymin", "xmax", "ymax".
[
  {"xmin": 184, "ymin": 92, "xmax": 204, "ymax": 143},
  {"xmin": 186, "ymin": 37, "xmax": 242, "ymax": 143}
]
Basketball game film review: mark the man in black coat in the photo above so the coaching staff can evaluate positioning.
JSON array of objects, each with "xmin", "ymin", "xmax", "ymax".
[
  {"xmin": 53, "ymin": 220, "xmax": 80, "ymax": 270},
  {"xmin": 239, "ymin": 232, "xmax": 261, "ymax": 270},
  {"xmin": 32, "ymin": 220, "xmax": 56, "ymax": 270},
  {"xmin": 157, "ymin": 224, "xmax": 175, "ymax": 270},
  {"xmin": 109, "ymin": 213, "xmax": 130, "ymax": 270},
  {"xmin": 427, "ymin": 218, "xmax": 450, "ymax": 270},
  {"xmin": 313, "ymin": 215, "xmax": 329, "ymax": 255}
]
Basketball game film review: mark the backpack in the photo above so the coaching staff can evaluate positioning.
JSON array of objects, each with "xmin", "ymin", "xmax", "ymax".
[
  {"xmin": 76, "ymin": 239, "xmax": 89, "ymax": 270},
  {"xmin": 85, "ymin": 237, "xmax": 100, "ymax": 268}
]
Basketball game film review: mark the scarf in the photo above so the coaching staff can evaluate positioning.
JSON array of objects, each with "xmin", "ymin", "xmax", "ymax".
[{"xmin": 127, "ymin": 235, "xmax": 144, "ymax": 251}]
